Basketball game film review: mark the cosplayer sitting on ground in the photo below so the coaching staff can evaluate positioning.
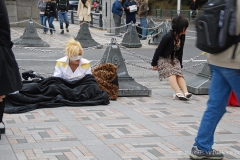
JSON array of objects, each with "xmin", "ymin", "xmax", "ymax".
[{"xmin": 53, "ymin": 39, "xmax": 91, "ymax": 80}]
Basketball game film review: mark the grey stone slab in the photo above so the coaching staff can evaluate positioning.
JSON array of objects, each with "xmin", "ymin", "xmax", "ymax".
[
  {"xmin": 232, "ymin": 146, "xmax": 240, "ymax": 151},
  {"xmin": 82, "ymin": 117, "xmax": 91, "ymax": 120},
  {"xmin": 118, "ymin": 128, "xmax": 131, "ymax": 134},
  {"xmin": 162, "ymin": 136, "xmax": 193, "ymax": 152},
  {"xmin": 106, "ymin": 125, "xmax": 128, "ymax": 127},
  {"xmin": 150, "ymin": 115, "xmax": 159, "ymax": 118},
  {"xmin": 224, "ymin": 154, "xmax": 237, "ymax": 159},
  {"xmin": 127, "ymin": 102, "xmax": 135, "ymax": 105},
  {"xmin": 132, "ymin": 158, "xmax": 142, "ymax": 160},
  {"xmin": 12, "ymin": 141, "xmax": 82, "ymax": 150},
  {"xmin": 0, "ymin": 150, "xmax": 17, "ymax": 160},
  {"xmin": 62, "ymin": 121, "xmax": 100, "ymax": 141},
  {"xmin": 149, "ymin": 108, "xmax": 166, "ymax": 111},
  {"xmin": 6, "ymin": 120, "xmax": 16, "ymax": 124},
  {"xmin": 190, "ymin": 125, "xmax": 199, "ymax": 130},
  {"xmin": 60, "ymin": 138, "xmax": 78, "ymax": 141},
  {"xmin": 26, "ymin": 115, "xmax": 35, "ymax": 119},
  {"xmin": 160, "ymin": 111, "xmax": 170, "ymax": 114},
  {"xmin": 39, "ymin": 132, "xmax": 50, "ymax": 138},
  {"xmin": 28, "ymin": 128, "xmax": 51, "ymax": 131},
  {"xmin": 56, "ymin": 155, "xmax": 69, "ymax": 160},
  {"xmin": 116, "ymin": 106, "xmax": 174, "ymax": 136},
  {"xmin": 96, "ymin": 112, "xmax": 106, "ymax": 117},
  {"xmin": 5, "ymin": 122, "xmax": 62, "ymax": 128},
  {"xmin": 218, "ymin": 122, "xmax": 240, "ymax": 134},
  {"xmin": 50, "ymin": 109, "xmax": 76, "ymax": 121},
  {"xmin": 177, "ymin": 122, "xmax": 197, "ymax": 124},
  {"xmin": 180, "ymin": 131, "xmax": 192, "ymax": 136},
  {"xmin": 87, "ymin": 110, "xmax": 105, "ymax": 112},
  {"xmin": 215, "ymin": 141, "xmax": 237, "ymax": 144},
  {"xmin": 136, "ymin": 98, "xmax": 146, "ymax": 102},
  {"xmin": 133, "ymin": 144, "xmax": 158, "ymax": 148},
  {"xmin": 103, "ymin": 137, "xmax": 165, "ymax": 144},
  {"xmin": 148, "ymin": 149, "xmax": 164, "ymax": 157},
  {"xmin": 111, "ymin": 146, "xmax": 124, "ymax": 154},
  {"xmin": 143, "ymin": 134, "xmax": 158, "ymax": 137},
  {"xmin": 85, "ymin": 145, "xmax": 122, "ymax": 160},
  {"xmin": 17, "ymin": 139, "xmax": 27, "ymax": 143},
  {"xmin": 104, "ymin": 134, "xmax": 115, "ymax": 139},
  {"xmin": 44, "ymin": 120, "xmax": 59, "ymax": 122},
  {"xmin": 43, "ymin": 149, "xmax": 71, "ymax": 153}
]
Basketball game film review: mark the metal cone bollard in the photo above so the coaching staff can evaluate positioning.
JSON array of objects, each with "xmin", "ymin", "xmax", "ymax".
[
  {"xmin": 75, "ymin": 22, "xmax": 100, "ymax": 48},
  {"xmin": 148, "ymin": 21, "xmax": 171, "ymax": 45},
  {"xmin": 100, "ymin": 38, "xmax": 151, "ymax": 96},
  {"xmin": 13, "ymin": 19, "xmax": 50, "ymax": 47},
  {"xmin": 186, "ymin": 63, "xmax": 211, "ymax": 95},
  {"xmin": 146, "ymin": 19, "xmax": 155, "ymax": 36},
  {"xmin": 121, "ymin": 23, "xmax": 142, "ymax": 48}
]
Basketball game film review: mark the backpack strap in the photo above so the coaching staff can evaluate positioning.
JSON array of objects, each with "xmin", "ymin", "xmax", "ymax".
[{"xmin": 231, "ymin": 35, "xmax": 240, "ymax": 59}]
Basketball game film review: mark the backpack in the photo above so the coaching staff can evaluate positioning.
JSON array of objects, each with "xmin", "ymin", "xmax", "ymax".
[{"xmin": 196, "ymin": 0, "xmax": 238, "ymax": 56}]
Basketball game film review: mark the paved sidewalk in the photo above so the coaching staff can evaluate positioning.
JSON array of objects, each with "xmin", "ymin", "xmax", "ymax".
[{"xmin": 1, "ymin": 21, "xmax": 240, "ymax": 160}]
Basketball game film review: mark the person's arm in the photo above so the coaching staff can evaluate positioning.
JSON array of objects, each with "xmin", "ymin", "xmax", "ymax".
[
  {"xmin": 140, "ymin": 2, "xmax": 148, "ymax": 14},
  {"xmin": 151, "ymin": 33, "xmax": 171, "ymax": 66},
  {"xmin": 37, "ymin": 1, "xmax": 41, "ymax": 10},
  {"xmin": 52, "ymin": 3, "xmax": 57, "ymax": 18},
  {"xmin": 56, "ymin": 0, "xmax": 59, "ymax": 10},
  {"xmin": 53, "ymin": 63, "xmax": 63, "ymax": 78},
  {"xmin": 0, "ymin": 0, "xmax": 11, "ymax": 47},
  {"xmin": 66, "ymin": 0, "xmax": 70, "ymax": 11},
  {"xmin": 87, "ymin": 1, "xmax": 91, "ymax": 16},
  {"xmin": 116, "ymin": 1, "xmax": 123, "ymax": 11}
]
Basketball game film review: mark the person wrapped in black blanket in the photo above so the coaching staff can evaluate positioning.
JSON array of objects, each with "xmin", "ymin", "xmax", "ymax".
[
  {"xmin": 5, "ymin": 74, "xmax": 109, "ymax": 114},
  {"xmin": 5, "ymin": 39, "xmax": 110, "ymax": 114}
]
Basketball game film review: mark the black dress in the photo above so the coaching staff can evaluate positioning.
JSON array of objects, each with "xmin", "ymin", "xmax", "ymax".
[{"xmin": 0, "ymin": 0, "xmax": 22, "ymax": 96}]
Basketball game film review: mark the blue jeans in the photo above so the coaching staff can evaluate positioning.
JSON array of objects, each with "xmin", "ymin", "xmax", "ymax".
[
  {"xmin": 40, "ymin": 14, "xmax": 47, "ymax": 32},
  {"xmin": 194, "ymin": 64, "xmax": 240, "ymax": 152},
  {"xmin": 140, "ymin": 17, "xmax": 147, "ymax": 38},
  {"xmin": 58, "ymin": 12, "xmax": 69, "ymax": 27},
  {"xmin": 47, "ymin": 16, "xmax": 55, "ymax": 33}
]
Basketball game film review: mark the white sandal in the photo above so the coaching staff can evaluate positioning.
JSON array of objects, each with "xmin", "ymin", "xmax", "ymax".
[
  {"xmin": 173, "ymin": 93, "xmax": 188, "ymax": 100},
  {"xmin": 185, "ymin": 92, "xmax": 192, "ymax": 99}
]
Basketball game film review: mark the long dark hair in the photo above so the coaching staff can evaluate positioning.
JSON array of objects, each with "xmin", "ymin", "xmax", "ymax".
[
  {"xmin": 170, "ymin": 16, "xmax": 189, "ymax": 64},
  {"xmin": 81, "ymin": 0, "xmax": 88, "ymax": 8}
]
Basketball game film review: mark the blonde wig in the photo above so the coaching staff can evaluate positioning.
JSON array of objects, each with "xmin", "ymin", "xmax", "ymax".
[{"xmin": 65, "ymin": 39, "xmax": 83, "ymax": 58}]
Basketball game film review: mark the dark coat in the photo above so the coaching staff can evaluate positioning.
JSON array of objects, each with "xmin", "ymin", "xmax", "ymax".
[
  {"xmin": 151, "ymin": 31, "xmax": 185, "ymax": 68},
  {"xmin": 123, "ymin": 0, "xmax": 137, "ymax": 15},
  {"xmin": 189, "ymin": 2, "xmax": 198, "ymax": 10},
  {"xmin": 56, "ymin": 0, "xmax": 69, "ymax": 12},
  {"xmin": 44, "ymin": 1, "xmax": 57, "ymax": 18},
  {"xmin": 0, "ymin": 0, "xmax": 22, "ymax": 95}
]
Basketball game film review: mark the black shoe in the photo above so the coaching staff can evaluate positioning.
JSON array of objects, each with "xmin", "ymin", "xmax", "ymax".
[
  {"xmin": 66, "ymin": 28, "xmax": 69, "ymax": 32},
  {"xmin": 60, "ymin": 30, "xmax": 64, "ymax": 34},
  {"xmin": 185, "ymin": 93, "xmax": 192, "ymax": 99},
  {"xmin": 0, "ymin": 122, "xmax": 5, "ymax": 134},
  {"xmin": 190, "ymin": 146, "xmax": 224, "ymax": 160}
]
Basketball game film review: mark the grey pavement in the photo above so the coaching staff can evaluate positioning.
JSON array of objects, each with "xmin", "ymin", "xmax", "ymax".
[{"xmin": 1, "ymin": 20, "xmax": 240, "ymax": 160}]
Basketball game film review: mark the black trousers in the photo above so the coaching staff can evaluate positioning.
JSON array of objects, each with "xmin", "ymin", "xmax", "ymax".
[{"xmin": 0, "ymin": 99, "xmax": 5, "ymax": 123}]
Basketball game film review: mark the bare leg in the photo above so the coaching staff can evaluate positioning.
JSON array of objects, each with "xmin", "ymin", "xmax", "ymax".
[
  {"xmin": 168, "ymin": 75, "xmax": 182, "ymax": 93},
  {"xmin": 176, "ymin": 76, "xmax": 188, "ymax": 93}
]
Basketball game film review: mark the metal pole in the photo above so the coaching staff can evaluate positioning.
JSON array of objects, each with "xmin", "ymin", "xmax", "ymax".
[{"xmin": 177, "ymin": 0, "xmax": 181, "ymax": 15}]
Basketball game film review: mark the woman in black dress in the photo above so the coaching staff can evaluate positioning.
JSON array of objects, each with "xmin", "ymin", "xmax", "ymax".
[{"xmin": 0, "ymin": 0, "xmax": 22, "ymax": 139}]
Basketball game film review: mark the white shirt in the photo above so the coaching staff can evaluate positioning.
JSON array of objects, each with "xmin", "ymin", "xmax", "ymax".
[{"xmin": 53, "ymin": 56, "xmax": 92, "ymax": 81}]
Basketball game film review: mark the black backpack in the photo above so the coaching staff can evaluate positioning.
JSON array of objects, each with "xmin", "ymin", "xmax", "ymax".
[{"xmin": 196, "ymin": 0, "xmax": 238, "ymax": 57}]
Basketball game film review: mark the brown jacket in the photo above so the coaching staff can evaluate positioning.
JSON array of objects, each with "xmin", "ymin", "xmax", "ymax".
[
  {"xmin": 209, "ymin": 0, "xmax": 240, "ymax": 69},
  {"xmin": 138, "ymin": 0, "xmax": 148, "ymax": 18}
]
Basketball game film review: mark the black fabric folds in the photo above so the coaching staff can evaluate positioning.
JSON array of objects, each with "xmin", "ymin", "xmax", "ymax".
[{"xmin": 5, "ymin": 75, "xmax": 110, "ymax": 114}]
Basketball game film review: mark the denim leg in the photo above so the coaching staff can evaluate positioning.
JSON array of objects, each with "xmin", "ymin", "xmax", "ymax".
[
  {"xmin": 194, "ymin": 65, "xmax": 238, "ymax": 152},
  {"xmin": 63, "ymin": 12, "xmax": 69, "ymax": 25},
  {"xmin": 39, "ymin": 14, "xmax": 44, "ymax": 25},
  {"xmin": 140, "ymin": 18, "xmax": 147, "ymax": 38},
  {"xmin": 43, "ymin": 16, "xmax": 48, "ymax": 32},
  {"xmin": 58, "ymin": 12, "xmax": 63, "ymax": 27},
  {"xmin": 48, "ymin": 16, "xmax": 55, "ymax": 33}
]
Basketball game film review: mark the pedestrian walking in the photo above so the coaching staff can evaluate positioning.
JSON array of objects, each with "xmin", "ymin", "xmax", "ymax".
[
  {"xmin": 189, "ymin": 0, "xmax": 198, "ymax": 18},
  {"xmin": 136, "ymin": 0, "xmax": 148, "ymax": 40},
  {"xmin": 123, "ymin": 0, "xmax": 137, "ymax": 26},
  {"xmin": 37, "ymin": 0, "xmax": 48, "ymax": 34},
  {"xmin": 190, "ymin": 1, "xmax": 240, "ymax": 159},
  {"xmin": 112, "ymin": 0, "xmax": 124, "ymax": 37},
  {"xmin": 77, "ymin": 0, "xmax": 92, "ymax": 25},
  {"xmin": 0, "ymin": 0, "xmax": 22, "ymax": 139},
  {"xmin": 56, "ymin": 0, "xmax": 70, "ymax": 34},
  {"xmin": 44, "ymin": 0, "xmax": 57, "ymax": 35},
  {"xmin": 151, "ymin": 16, "xmax": 192, "ymax": 100}
]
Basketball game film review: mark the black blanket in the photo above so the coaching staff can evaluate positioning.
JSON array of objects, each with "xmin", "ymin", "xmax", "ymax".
[{"xmin": 5, "ymin": 75, "xmax": 109, "ymax": 114}]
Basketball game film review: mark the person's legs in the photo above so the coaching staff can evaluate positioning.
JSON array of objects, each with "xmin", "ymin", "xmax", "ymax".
[
  {"xmin": 48, "ymin": 16, "xmax": 55, "ymax": 34},
  {"xmin": 168, "ymin": 75, "xmax": 182, "ymax": 93},
  {"xmin": 192, "ymin": 65, "xmax": 236, "ymax": 157},
  {"xmin": 176, "ymin": 76, "xmax": 188, "ymax": 94},
  {"xmin": 43, "ymin": 16, "xmax": 48, "ymax": 33},
  {"xmin": 63, "ymin": 12, "xmax": 69, "ymax": 32},
  {"xmin": 113, "ymin": 14, "xmax": 121, "ymax": 36},
  {"xmin": 58, "ymin": 12, "xmax": 64, "ymax": 34},
  {"xmin": 140, "ymin": 17, "xmax": 147, "ymax": 39},
  {"xmin": 0, "ymin": 99, "xmax": 5, "ymax": 136}
]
